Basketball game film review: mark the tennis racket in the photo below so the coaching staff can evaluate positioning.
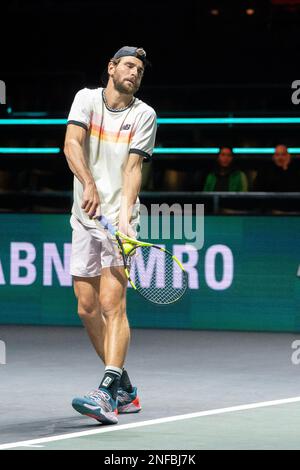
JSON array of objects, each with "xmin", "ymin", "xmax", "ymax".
[{"xmin": 94, "ymin": 215, "xmax": 188, "ymax": 305}]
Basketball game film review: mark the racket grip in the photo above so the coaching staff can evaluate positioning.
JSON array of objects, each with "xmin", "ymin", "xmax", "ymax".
[{"xmin": 98, "ymin": 215, "xmax": 116, "ymax": 236}]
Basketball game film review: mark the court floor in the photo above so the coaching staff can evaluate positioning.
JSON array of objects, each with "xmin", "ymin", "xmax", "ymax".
[{"xmin": 0, "ymin": 326, "xmax": 300, "ymax": 450}]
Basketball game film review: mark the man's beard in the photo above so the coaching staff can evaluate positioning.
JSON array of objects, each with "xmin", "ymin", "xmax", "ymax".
[{"xmin": 113, "ymin": 76, "xmax": 139, "ymax": 95}]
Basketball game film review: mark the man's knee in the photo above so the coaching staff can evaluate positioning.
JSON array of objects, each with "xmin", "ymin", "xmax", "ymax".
[
  {"xmin": 73, "ymin": 278, "xmax": 100, "ymax": 320},
  {"xmin": 100, "ymin": 294, "xmax": 126, "ymax": 319},
  {"xmin": 77, "ymin": 294, "xmax": 99, "ymax": 320},
  {"xmin": 75, "ymin": 286, "xmax": 99, "ymax": 320}
]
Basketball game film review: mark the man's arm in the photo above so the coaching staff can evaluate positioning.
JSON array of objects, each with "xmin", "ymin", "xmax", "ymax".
[
  {"xmin": 118, "ymin": 153, "xmax": 143, "ymax": 236},
  {"xmin": 64, "ymin": 124, "xmax": 100, "ymax": 218}
]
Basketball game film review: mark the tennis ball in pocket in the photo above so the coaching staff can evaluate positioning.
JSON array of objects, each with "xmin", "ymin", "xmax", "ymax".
[{"xmin": 122, "ymin": 243, "xmax": 136, "ymax": 256}]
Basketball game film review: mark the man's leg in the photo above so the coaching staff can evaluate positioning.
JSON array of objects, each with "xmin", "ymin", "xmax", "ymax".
[
  {"xmin": 72, "ymin": 267, "xmax": 135, "ymax": 424},
  {"xmin": 73, "ymin": 269, "xmax": 129, "ymax": 368},
  {"xmin": 73, "ymin": 275, "xmax": 107, "ymax": 363},
  {"xmin": 99, "ymin": 265, "xmax": 129, "ymax": 368},
  {"xmin": 96, "ymin": 266, "xmax": 129, "ymax": 399},
  {"xmin": 98, "ymin": 266, "xmax": 141, "ymax": 414},
  {"xmin": 72, "ymin": 267, "xmax": 140, "ymax": 423}
]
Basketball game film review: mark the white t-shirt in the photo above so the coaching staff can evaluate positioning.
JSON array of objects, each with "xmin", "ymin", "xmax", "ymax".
[{"xmin": 67, "ymin": 87, "xmax": 157, "ymax": 228}]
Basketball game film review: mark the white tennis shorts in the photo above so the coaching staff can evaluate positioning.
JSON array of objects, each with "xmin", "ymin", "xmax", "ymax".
[{"xmin": 70, "ymin": 214, "xmax": 125, "ymax": 277}]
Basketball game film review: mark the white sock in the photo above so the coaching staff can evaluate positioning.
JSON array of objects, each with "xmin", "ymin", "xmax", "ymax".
[{"xmin": 105, "ymin": 365, "xmax": 123, "ymax": 377}]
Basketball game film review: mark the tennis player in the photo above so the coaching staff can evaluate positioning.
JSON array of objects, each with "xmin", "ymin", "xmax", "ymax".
[{"xmin": 64, "ymin": 46, "xmax": 157, "ymax": 424}]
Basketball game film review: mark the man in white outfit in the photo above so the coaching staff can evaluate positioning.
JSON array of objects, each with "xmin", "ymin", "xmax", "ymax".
[{"xmin": 64, "ymin": 46, "xmax": 157, "ymax": 424}]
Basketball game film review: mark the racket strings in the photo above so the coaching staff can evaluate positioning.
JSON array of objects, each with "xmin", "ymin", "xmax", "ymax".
[{"xmin": 129, "ymin": 246, "xmax": 187, "ymax": 305}]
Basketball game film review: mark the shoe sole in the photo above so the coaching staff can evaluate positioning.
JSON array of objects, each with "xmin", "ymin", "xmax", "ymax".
[{"xmin": 72, "ymin": 399, "xmax": 118, "ymax": 425}]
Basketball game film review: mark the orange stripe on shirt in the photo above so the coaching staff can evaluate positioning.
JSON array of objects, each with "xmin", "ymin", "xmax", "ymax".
[{"xmin": 90, "ymin": 122, "xmax": 134, "ymax": 144}]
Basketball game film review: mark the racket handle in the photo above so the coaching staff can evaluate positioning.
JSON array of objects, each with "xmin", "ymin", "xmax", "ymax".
[{"xmin": 98, "ymin": 215, "xmax": 116, "ymax": 236}]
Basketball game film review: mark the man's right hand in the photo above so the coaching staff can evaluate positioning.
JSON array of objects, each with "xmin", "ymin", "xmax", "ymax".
[{"xmin": 81, "ymin": 181, "xmax": 101, "ymax": 219}]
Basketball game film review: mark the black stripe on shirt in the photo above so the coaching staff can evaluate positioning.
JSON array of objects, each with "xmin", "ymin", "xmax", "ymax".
[
  {"xmin": 129, "ymin": 148, "xmax": 152, "ymax": 162},
  {"xmin": 67, "ymin": 120, "xmax": 88, "ymax": 131}
]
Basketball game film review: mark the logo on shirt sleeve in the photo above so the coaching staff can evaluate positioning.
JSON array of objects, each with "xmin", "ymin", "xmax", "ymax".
[{"xmin": 122, "ymin": 124, "xmax": 131, "ymax": 130}]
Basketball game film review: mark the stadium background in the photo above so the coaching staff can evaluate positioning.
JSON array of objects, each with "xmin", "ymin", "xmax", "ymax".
[{"xmin": 1, "ymin": 0, "xmax": 300, "ymax": 331}]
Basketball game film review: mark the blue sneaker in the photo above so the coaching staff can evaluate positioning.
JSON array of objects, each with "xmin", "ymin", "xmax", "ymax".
[
  {"xmin": 117, "ymin": 387, "xmax": 142, "ymax": 414},
  {"xmin": 72, "ymin": 388, "xmax": 118, "ymax": 424}
]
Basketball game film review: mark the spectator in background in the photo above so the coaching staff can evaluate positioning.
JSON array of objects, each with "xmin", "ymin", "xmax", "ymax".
[
  {"xmin": 203, "ymin": 146, "xmax": 248, "ymax": 191},
  {"xmin": 253, "ymin": 144, "xmax": 300, "ymax": 192}
]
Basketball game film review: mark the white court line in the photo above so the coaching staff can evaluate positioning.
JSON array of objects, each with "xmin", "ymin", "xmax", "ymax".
[
  {"xmin": 1, "ymin": 395, "xmax": 300, "ymax": 450},
  {"xmin": 19, "ymin": 445, "xmax": 45, "ymax": 448}
]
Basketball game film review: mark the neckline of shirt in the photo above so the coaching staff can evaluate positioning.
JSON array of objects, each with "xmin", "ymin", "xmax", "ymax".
[{"xmin": 102, "ymin": 88, "xmax": 136, "ymax": 113}]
